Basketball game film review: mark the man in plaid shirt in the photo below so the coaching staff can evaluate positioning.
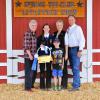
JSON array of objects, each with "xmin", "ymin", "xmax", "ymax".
[{"xmin": 23, "ymin": 20, "xmax": 38, "ymax": 91}]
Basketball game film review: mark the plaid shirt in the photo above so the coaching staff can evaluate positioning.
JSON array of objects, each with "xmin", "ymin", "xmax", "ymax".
[{"xmin": 23, "ymin": 31, "xmax": 37, "ymax": 58}]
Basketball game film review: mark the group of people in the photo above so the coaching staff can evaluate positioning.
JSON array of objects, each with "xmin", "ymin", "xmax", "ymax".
[{"xmin": 23, "ymin": 15, "xmax": 85, "ymax": 92}]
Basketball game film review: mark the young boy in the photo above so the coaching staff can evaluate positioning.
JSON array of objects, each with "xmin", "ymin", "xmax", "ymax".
[{"xmin": 52, "ymin": 38, "xmax": 64, "ymax": 91}]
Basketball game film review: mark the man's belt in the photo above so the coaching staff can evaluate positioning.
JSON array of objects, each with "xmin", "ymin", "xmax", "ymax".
[{"xmin": 68, "ymin": 46, "xmax": 79, "ymax": 49}]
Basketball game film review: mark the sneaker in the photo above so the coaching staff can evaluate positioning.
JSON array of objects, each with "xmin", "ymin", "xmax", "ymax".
[
  {"xmin": 58, "ymin": 86, "xmax": 62, "ymax": 91},
  {"xmin": 53, "ymin": 86, "xmax": 58, "ymax": 91}
]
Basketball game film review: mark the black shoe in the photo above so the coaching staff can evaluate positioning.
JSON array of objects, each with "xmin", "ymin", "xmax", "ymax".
[
  {"xmin": 62, "ymin": 87, "xmax": 67, "ymax": 90},
  {"xmin": 31, "ymin": 86, "xmax": 34, "ymax": 88},
  {"xmin": 46, "ymin": 88, "xmax": 52, "ymax": 91},
  {"xmin": 68, "ymin": 88, "xmax": 79, "ymax": 92},
  {"xmin": 25, "ymin": 89, "xmax": 33, "ymax": 92},
  {"xmin": 32, "ymin": 86, "xmax": 39, "ymax": 89},
  {"xmin": 40, "ymin": 88, "xmax": 46, "ymax": 91}
]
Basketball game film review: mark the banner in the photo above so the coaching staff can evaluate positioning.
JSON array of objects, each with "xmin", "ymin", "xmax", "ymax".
[{"xmin": 14, "ymin": 0, "xmax": 86, "ymax": 17}]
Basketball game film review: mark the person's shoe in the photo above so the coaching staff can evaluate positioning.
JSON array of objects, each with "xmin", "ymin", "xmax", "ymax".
[
  {"xmin": 68, "ymin": 88, "xmax": 79, "ymax": 92},
  {"xmin": 62, "ymin": 87, "xmax": 67, "ymax": 90},
  {"xmin": 31, "ymin": 86, "xmax": 34, "ymax": 88},
  {"xmin": 40, "ymin": 88, "xmax": 46, "ymax": 91},
  {"xmin": 31, "ymin": 86, "xmax": 39, "ymax": 89},
  {"xmin": 58, "ymin": 86, "xmax": 62, "ymax": 91},
  {"xmin": 25, "ymin": 89, "xmax": 33, "ymax": 92},
  {"xmin": 53, "ymin": 86, "xmax": 58, "ymax": 91},
  {"xmin": 46, "ymin": 88, "xmax": 52, "ymax": 91}
]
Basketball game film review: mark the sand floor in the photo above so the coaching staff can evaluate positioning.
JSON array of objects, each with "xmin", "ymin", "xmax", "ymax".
[{"xmin": 0, "ymin": 82, "xmax": 100, "ymax": 100}]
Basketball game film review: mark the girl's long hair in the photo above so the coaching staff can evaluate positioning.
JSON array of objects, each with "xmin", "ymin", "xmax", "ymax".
[{"xmin": 42, "ymin": 23, "xmax": 50, "ymax": 35}]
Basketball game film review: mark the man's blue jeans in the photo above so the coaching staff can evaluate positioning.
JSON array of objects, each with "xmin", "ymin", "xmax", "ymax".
[{"xmin": 68, "ymin": 47, "xmax": 80, "ymax": 88}]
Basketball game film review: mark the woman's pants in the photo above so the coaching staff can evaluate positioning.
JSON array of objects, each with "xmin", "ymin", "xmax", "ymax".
[{"xmin": 40, "ymin": 62, "xmax": 51, "ymax": 89}]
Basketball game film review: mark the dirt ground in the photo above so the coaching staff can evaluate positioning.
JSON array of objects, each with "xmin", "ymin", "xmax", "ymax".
[{"xmin": 0, "ymin": 82, "xmax": 100, "ymax": 100}]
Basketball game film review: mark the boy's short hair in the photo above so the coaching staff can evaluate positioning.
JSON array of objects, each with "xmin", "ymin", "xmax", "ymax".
[{"xmin": 53, "ymin": 38, "xmax": 60, "ymax": 43}]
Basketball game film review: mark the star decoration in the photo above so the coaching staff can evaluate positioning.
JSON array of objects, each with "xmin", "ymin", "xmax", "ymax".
[
  {"xmin": 15, "ymin": 0, "xmax": 22, "ymax": 7},
  {"xmin": 77, "ymin": 0, "xmax": 84, "ymax": 7}
]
